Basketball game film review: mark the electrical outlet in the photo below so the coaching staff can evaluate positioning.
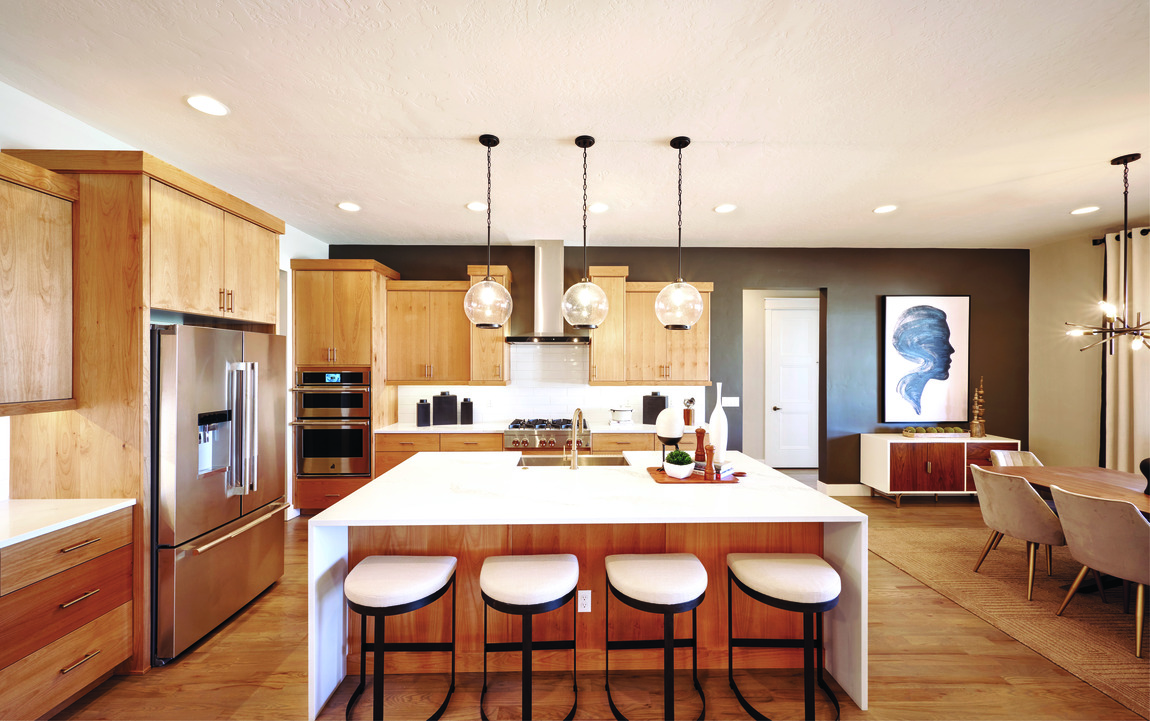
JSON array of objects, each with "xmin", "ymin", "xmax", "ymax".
[
  {"xmin": 578, "ymin": 589, "xmax": 591, "ymax": 613},
  {"xmin": 721, "ymin": 396, "xmax": 740, "ymax": 408}
]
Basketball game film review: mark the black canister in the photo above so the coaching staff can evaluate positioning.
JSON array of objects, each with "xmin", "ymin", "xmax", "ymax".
[
  {"xmin": 642, "ymin": 392, "xmax": 668, "ymax": 425},
  {"xmin": 460, "ymin": 398, "xmax": 474, "ymax": 425},
  {"xmin": 432, "ymin": 391, "xmax": 458, "ymax": 425},
  {"xmin": 416, "ymin": 399, "xmax": 431, "ymax": 427}
]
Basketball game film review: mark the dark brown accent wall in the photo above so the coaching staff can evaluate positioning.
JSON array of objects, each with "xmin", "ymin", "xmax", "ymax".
[{"xmin": 331, "ymin": 244, "xmax": 1030, "ymax": 485}]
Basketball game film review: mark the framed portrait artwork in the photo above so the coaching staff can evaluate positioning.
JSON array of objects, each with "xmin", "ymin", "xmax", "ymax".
[{"xmin": 883, "ymin": 295, "xmax": 970, "ymax": 423}]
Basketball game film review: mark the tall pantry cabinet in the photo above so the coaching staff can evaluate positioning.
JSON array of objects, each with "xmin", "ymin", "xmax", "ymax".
[{"xmin": 2, "ymin": 150, "xmax": 284, "ymax": 673}]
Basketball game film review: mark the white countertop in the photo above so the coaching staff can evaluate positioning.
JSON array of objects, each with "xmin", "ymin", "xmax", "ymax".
[
  {"xmin": 0, "ymin": 498, "xmax": 136, "ymax": 550},
  {"xmin": 311, "ymin": 451, "xmax": 864, "ymax": 527}
]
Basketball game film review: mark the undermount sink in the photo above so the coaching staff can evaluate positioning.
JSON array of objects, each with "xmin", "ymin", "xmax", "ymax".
[{"xmin": 517, "ymin": 455, "xmax": 630, "ymax": 467}]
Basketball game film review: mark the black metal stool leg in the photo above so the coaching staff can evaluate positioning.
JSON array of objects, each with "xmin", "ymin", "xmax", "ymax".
[
  {"xmin": 347, "ymin": 612, "xmax": 368, "ymax": 721},
  {"xmin": 523, "ymin": 612, "xmax": 533, "ymax": 719},
  {"xmin": 664, "ymin": 612, "xmax": 674, "ymax": 721},
  {"xmin": 374, "ymin": 616, "xmax": 384, "ymax": 721},
  {"xmin": 803, "ymin": 612, "xmax": 815, "ymax": 721}
]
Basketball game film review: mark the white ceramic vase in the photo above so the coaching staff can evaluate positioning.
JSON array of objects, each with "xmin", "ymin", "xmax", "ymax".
[{"xmin": 709, "ymin": 382, "xmax": 728, "ymax": 464}]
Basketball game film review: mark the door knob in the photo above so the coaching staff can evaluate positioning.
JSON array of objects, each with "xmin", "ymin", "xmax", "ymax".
[{"xmin": 772, "ymin": 405, "xmax": 781, "ymax": 411}]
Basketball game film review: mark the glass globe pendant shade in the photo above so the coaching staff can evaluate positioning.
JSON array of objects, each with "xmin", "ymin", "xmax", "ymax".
[
  {"xmin": 562, "ymin": 280, "xmax": 609, "ymax": 329},
  {"xmin": 463, "ymin": 279, "xmax": 513, "ymax": 329},
  {"xmin": 655, "ymin": 281, "xmax": 704, "ymax": 330}
]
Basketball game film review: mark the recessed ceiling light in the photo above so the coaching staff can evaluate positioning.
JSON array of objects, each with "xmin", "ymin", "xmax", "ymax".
[
  {"xmin": 1070, "ymin": 206, "xmax": 1100, "ymax": 215},
  {"xmin": 186, "ymin": 95, "xmax": 229, "ymax": 116},
  {"xmin": 589, "ymin": 202, "xmax": 609, "ymax": 214},
  {"xmin": 713, "ymin": 203, "xmax": 737, "ymax": 214},
  {"xmin": 466, "ymin": 201, "xmax": 488, "ymax": 212},
  {"xmin": 337, "ymin": 202, "xmax": 361, "ymax": 212},
  {"xmin": 873, "ymin": 205, "xmax": 898, "ymax": 214}
]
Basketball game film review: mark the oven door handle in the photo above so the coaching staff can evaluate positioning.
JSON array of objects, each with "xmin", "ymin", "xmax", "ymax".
[
  {"xmin": 291, "ymin": 386, "xmax": 371, "ymax": 392},
  {"xmin": 290, "ymin": 420, "xmax": 372, "ymax": 427}
]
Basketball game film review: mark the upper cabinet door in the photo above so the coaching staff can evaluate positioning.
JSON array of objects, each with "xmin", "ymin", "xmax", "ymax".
[
  {"xmin": 589, "ymin": 273, "xmax": 627, "ymax": 383},
  {"xmin": 223, "ymin": 213, "xmax": 278, "ymax": 324},
  {"xmin": 150, "ymin": 181, "xmax": 224, "ymax": 316},
  {"xmin": 429, "ymin": 290, "xmax": 470, "ymax": 382},
  {"xmin": 626, "ymin": 291, "xmax": 668, "ymax": 382},
  {"xmin": 668, "ymin": 292, "xmax": 709, "ymax": 382},
  {"xmin": 332, "ymin": 272, "xmax": 373, "ymax": 366},
  {"xmin": 386, "ymin": 290, "xmax": 431, "ymax": 380},
  {"xmin": 293, "ymin": 270, "xmax": 334, "ymax": 366},
  {"xmin": 0, "ymin": 178, "xmax": 72, "ymax": 406}
]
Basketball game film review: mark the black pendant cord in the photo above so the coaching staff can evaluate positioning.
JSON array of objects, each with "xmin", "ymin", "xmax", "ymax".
[
  {"xmin": 677, "ymin": 146, "xmax": 684, "ymax": 282},
  {"xmin": 582, "ymin": 145, "xmax": 589, "ymax": 281},
  {"xmin": 1121, "ymin": 159, "xmax": 1129, "ymax": 325},
  {"xmin": 486, "ymin": 143, "xmax": 493, "ymax": 281}
]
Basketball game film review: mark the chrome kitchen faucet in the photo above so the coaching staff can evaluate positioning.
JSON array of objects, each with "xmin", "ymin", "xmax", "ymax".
[{"xmin": 569, "ymin": 408, "xmax": 584, "ymax": 470}]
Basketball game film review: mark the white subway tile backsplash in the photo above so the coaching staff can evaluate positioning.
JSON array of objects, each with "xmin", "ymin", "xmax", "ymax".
[{"xmin": 394, "ymin": 345, "xmax": 705, "ymax": 426}]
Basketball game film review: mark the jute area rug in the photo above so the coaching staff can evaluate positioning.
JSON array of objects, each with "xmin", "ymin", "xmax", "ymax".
[{"xmin": 869, "ymin": 526, "xmax": 1149, "ymax": 719}]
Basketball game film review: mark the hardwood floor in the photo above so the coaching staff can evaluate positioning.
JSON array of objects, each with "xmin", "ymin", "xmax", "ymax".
[{"xmin": 55, "ymin": 497, "xmax": 1142, "ymax": 720}]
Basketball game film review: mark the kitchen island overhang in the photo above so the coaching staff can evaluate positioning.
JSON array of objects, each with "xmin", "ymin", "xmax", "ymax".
[{"xmin": 307, "ymin": 451, "xmax": 868, "ymax": 719}]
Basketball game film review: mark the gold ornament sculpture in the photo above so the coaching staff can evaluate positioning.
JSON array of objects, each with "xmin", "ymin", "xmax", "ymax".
[{"xmin": 970, "ymin": 376, "xmax": 986, "ymax": 437}]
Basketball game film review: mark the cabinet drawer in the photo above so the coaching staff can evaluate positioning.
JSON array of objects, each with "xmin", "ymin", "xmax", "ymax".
[
  {"xmin": 0, "ymin": 544, "xmax": 132, "ymax": 671},
  {"xmin": 440, "ymin": 433, "xmax": 502, "ymax": 452},
  {"xmin": 0, "ymin": 602, "xmax": 131, "ymax": 721},
  {"xmin": 0, "ymin": 507, "xmax": 132, "ymax": 595},
  {"xmin": 594, "ymin": 433, "xmax": 654, "ymax": 452},
  {"xmin": 295, "ymin": 479, "xmax": 371, "ymax": 509},
  {"xmin": 377, "ymin": 433, "xmax": 440, "ymax": 452},
  {"xmin": 665, "ymin": 432, "xmax": 699, "ymax": 451}
]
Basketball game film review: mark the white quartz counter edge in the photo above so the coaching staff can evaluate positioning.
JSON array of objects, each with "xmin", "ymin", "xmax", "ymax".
[
  {"xmin": 311, "ymin": 451, "xmax": 864, "ymax": 527},
  {"xmin": 375, "ymin": 422, "xmax": 702, "ymax": 435},
  {"xmin": 0, "ymin": 498, "xmax": 136, "ymax": 549}
]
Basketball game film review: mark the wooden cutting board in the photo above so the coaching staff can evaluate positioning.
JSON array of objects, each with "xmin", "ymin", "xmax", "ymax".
[{"xmin": 647, "ymin": 467, "xmax": 740, "ymax": 484}]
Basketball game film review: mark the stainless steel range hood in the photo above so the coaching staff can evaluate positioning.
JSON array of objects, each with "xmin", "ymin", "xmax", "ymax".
[{"xmin": 506, "ymin": 239, "xmax": 590, "ymax": 344}]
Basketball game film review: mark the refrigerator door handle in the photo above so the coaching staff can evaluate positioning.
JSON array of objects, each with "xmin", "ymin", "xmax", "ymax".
[
  {"xmin": 189, "ymin": 502, "xmax": 289, "ymax": 556},
  {"xmin": 245, "ymin": 361, "xmax": 259, "ymax": 494},
  {"xmin": 227, "ymin": 363, "xmax": 247, "ymax": 497}
]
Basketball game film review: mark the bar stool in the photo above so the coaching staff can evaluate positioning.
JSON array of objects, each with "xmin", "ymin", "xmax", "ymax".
[
  {"xmin": 727, "ymin": 553, "xmax": 841, "ymax": 721},
  {"xmin": 344, "ymin": 555, "xmax": 457, "ymax": 721},
  {"xmin": 604, "ymin": 553, "xmax": 708, "ymax": 721},
  {"xmin": 479, "ymin": 554, "xmax": 580, "ymax": 721}
]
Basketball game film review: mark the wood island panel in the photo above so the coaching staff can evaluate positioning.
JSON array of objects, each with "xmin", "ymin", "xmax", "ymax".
[{"xmin": 347, "ymin": 521, "xmax": 821, "ymax": 674}]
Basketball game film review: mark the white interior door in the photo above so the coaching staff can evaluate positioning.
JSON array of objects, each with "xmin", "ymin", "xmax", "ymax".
[{"xmin": 764, "ymin": 298, "xmax": 820, "ymax": 467}]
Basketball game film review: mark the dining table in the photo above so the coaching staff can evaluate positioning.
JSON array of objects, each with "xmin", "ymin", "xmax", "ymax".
[{"xmin": 1004, "ymin": 466, "xmax": 1149, "ymax": 514}]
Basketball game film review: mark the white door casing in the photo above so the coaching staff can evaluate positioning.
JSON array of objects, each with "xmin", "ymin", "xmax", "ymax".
[{"xmin": 764, "ymin": 298, "xmax": 820, "ymax": 467}]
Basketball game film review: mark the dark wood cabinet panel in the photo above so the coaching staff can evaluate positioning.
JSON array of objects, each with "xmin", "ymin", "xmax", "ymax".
[
  {"xmin": 965, "ymin": 442, "xmax": 1020, "ymax": 486},
  {"xmin": 890, "ymin": 443, "xmax": 965, "ymax": 492}
]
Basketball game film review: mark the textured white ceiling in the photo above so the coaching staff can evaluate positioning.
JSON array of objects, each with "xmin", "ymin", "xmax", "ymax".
[{"xmin": 0, "ymin": 0, "xmax": 1146, "ymax": 249}]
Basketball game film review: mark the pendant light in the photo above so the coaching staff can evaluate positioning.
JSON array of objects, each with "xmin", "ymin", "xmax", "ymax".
[
  {"xmin": 655, "ymin": 136, "xmax": 704, "ymax": 330},
  {"xmin": 464, "ymin": 134, "xmax": 513, "ymax": 329},
  {"xmin": 1065, "ymin": 153, "xmax": 1147, "ymax": 352},
  {"xmin": 562, "ymin": 135, "xmax": 609, "ymax": 329}
]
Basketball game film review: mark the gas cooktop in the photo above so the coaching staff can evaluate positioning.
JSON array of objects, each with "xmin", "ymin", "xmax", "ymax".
[{"xmin": 507, "ymin": 418, "xmax": 589, "ymax": 430}]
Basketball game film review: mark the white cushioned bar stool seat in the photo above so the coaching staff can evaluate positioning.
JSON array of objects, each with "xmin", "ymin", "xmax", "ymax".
[
  {"xmin": 344, "ymin": 555, "xmax": 458, "ymax": 721},
  {"xmin": 479, "ymin": 554, "xmax": 579, "ymax": 721},
  {"xmin": 604, "ymin": 553, "xmax": 708, "ymax": 721},
  {"xmin": 727, "ymin": 553, "xmax": 841, "ymax": 721}
]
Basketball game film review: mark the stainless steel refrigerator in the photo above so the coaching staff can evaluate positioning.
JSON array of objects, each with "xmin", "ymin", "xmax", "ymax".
[{"xmin": 151, "ymin": 324, "xmax": 289, "ymax": 664}]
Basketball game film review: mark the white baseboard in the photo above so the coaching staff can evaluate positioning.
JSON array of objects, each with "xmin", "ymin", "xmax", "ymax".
[{"xmin": 818, "ymin": 481, "xmax": 870, "ymax": 496}]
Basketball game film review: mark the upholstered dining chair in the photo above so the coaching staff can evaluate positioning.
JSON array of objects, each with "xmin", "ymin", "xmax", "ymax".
[
  {"xmin": 1050, "ymin": 485, "xmax": 1150, "ymax": 657},
  {"xmin": 989, "ymin": 450, "xmax": 1043, "ymax": 467},
  {"xmin": 969, "ymin": 465, "xmax": 1066, "ymax": 600}
]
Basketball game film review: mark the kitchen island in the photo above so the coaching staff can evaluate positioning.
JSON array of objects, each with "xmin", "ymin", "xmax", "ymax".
[{"xmin": 308, "ymin": 451, "xmax": 867, "ymax": 719}]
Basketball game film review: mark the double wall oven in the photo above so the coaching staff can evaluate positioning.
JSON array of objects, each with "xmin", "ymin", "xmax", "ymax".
[{"xmin": 292, "ymin": 370, "xmax": 372, "ymax": 477}]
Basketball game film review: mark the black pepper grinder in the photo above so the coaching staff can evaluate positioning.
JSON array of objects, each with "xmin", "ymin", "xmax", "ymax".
[{"xmin": 460, "ymin": 398, "xmax": 474, "ymax": 425}]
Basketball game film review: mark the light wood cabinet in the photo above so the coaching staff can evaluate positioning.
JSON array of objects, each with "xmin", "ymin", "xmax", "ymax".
[
  {"xmin": 386, "ymin": 282, "xmax": 471, "ymax": 383},
  {"xmin": 0, "ymin": 154, "xmax": 77, "ymax": 415},
  {"xmin": 0, "ymin": 507, "xmax": 133, "ymax": 720},
  {"xmin": 593, "ymin": 432, "xmax": 655, "ymax": 453},
  {"xmin": 588, "ymin": 266, "xmax": 628, "ymax": 384},
  {"xmin": 293, "ymin": 268, "xmax": 375, "ymax": 366},
  {"xmin": 860, "ymin": 434, "xmax": 1021, "ymax": 506},
  {"xmin": 2, "ymin": 149, "xmax": 285, "ymax": 671},
  {"xmin": 150, "ymin": 181, "xmax": 278, "ymax": 323},
  {"xmin": 468, "ymin": 265, "xmax": 512, "ymax": 384},
  {"xmin": 625, "ymin": 284, "xmax": 711, "ymax": 384}
]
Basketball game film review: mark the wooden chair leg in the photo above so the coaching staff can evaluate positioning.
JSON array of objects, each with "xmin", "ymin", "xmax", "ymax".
[
  {"xmin": 992, "ymin": 533, "xmax": 1004, "ymax": 550},
  {"xmin": 1136, "ymin": 584, "xmax": 1145, "ymax": 659},
  {"xmin": 1092, "ymin": 569, "xmax": 1109, "ymax": 604},
  {"xmin": 973, "ymin": 530, "xmax": 1000, "ymax": 573},
  {"xmin": 1058, "ymin": 565, "xmax": 1090, "ymax": 616},
  {"xmin": 1046, "ymin": 545, "xmax": 1053, "ymax": 576},
  {"xmin": 1026, "ymin": 542, "xmax": 1037, "ymax": 601}
]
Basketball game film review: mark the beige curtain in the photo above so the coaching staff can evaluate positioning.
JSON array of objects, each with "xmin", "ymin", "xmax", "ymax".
[{"xmin": 1104, "ymin": 226, "xmax": 1150, "ymax": 473}]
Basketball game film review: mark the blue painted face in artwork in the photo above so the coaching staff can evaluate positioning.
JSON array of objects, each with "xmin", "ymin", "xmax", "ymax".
[{"xmin": 892, "ymin": 305, "xmax": 955, "ymax": 415}]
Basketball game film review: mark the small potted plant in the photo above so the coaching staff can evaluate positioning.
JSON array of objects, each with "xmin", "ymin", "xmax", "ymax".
[{"xmin": 664, "ymin": 449, "xmax": 694, "ymax": 479}]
